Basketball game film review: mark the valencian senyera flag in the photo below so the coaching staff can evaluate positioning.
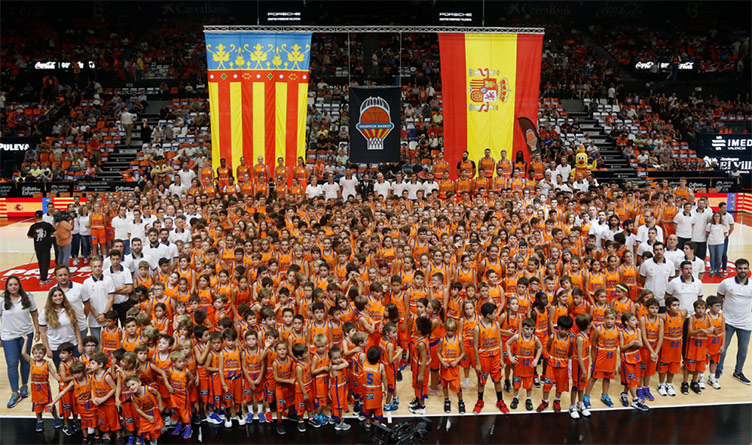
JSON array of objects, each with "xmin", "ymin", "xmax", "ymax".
[
  {"xmin": 439, "ymin": 33, "xmax": 543, "ymax": 177},
  {"xmin": 205, "ymin": 32, "xmax": 311, "ymax": 174}
]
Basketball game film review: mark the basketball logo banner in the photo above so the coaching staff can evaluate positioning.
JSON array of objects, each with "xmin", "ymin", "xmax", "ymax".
[{"xmin": 349, "ymin": 86, "xmax": 401, "ymax": 163}]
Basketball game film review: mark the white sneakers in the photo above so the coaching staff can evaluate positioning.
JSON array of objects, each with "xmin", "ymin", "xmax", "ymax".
[
  {"xmin": 698, "ymin": 375, "xmax": 706, "ymax": 390},
  {"xmin": 657, "ymin": 383, "xmax": 668, "ymax": 397},
  {"xmin": 569, "ymin": 405, "xmax": 580, "ymax": 419},
  {"xmin": 237, "ymin": 415, "xmax": 246, "ymax": 426},
  {"xmin": 578, "ymin": 402, "xmax": 591, "ymax": 417},
  {"xmin": 708, "ymin": 375, "xmax": 722, "ymax": 389},
  {"xmin": 665, "ymin": 383, "xmax": 677, "ymax": 396},
  {"xmin": 461, "ymin": 378, "xmax": 470, "ymax": 390}
]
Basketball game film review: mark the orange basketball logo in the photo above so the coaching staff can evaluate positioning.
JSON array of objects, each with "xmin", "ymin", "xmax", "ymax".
[{"xmin": 356, "ymin": 97, "xmax": 394, "ymax": 150}]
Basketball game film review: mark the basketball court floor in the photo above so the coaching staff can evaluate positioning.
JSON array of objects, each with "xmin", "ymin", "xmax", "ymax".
[{"xmin": 1, "ymin": 216, "xmax": 751, "ymax": 443}]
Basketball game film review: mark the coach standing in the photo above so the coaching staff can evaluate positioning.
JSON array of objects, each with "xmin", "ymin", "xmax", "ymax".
[
  {"xmin": 27, "ymin": 210, "xmax": 55, "ymax": 285},
  {"xmin": 638, "ymin": 242, "xmax": 675, "ymax": 311},
  {"xmin": 716, "ymin": 258, "xmax": 751, "ymax": 385}
]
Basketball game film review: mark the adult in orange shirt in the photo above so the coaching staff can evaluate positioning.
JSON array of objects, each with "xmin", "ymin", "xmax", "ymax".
[
  {"xmin": 236, "ymin": 156, "xmax": 250, "ymax": 182},
  {"xmin": 478, "ymin": 149, "xmax": 496, "ymax": 179},
  {"xmin": 254, "ymin": 156, "xmax": 270, "ymax": 184},
  {"xmin": 216, "ymin": 158, "xmax": 232, "ymax": 187},
  {"xmin": 55, "ymin": 212, "xmax": 73, "ymax": 268},
  {"xmin": 274, "ymin": 157, "xmax": 289, "ymax": 182},
  {"xmin": 456, "ymin": 151, "xmax": 476, "ymax": 179},
  {"xmin": 496, "ymin": 149, "xmax": 512, "ymax": 178}
]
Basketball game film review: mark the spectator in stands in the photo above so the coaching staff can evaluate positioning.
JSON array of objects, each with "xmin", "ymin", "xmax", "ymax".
[{"xmin": 121, "ymin": 108, "xmax": 134, "ymax": 146}]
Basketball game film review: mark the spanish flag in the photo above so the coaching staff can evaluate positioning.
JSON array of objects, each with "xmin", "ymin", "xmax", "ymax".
[
  {"xmin": 438, "ymin": 33, "xmax": 543, "ymax": 176},
  {"xmin": 205, "ymin": 32, "xmax": 312, "ymax": 174}
]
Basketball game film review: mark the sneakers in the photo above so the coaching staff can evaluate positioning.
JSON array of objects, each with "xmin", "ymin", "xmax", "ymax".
[
  {"xmin": 409, "ymin": 404, "xmax": 426, "ymax": 415},
  {"xmin": 503, "ymin": 379, "xmax": 512, "ymax": 393},
  {"xmin": 276, "ymin": 423, "xmax": 286, "ymax": 436},
  {"xmin": 6, "ymin": 392, "xmax": 21, "ymax": 409},
  {"xmin": 578, "ymin": 402, "xmax": 591, "ymax": 418},
  {"xmin": 620, "ymin": 392, "xmax": 629, "ymax": 407},
  {"xmin": 19, "ymin": 385, "xmax": 29, "ymax": 399},
  {"xmin": 698, "ymin": 375, "xmax": 706, "ymax": 390},
  {"xmin": 582, "ymin": 394, "xmax": 591, "ymax": 408},
  {"xmin": 709, "ymin": 375, "xmax": 722, "ymax": 389},
  {"xmin": 458, "ymin": 400, "xmax": 466, "ymax": 414},
  {"xmin": 334, "ymin": 421, "xmax": 351, "ymax": 431},
  {"xmin": 657, "ymin": 383, "xmax": 668, "ymax": 397},
  {"xmin": 601, "ymin": 394, "xmax": 614, "ymax": 407},
  {"xmin": 497, "ymin": 399, "xmax": 509, "ymax": 414},
  {"xmin": 569, "ymin": 405, "xmax": 580, "ymax": 419},
  {"xmin": 393, "ymin": 396, "xmax": 399, "ymax": 408},
  {"xmin": 636, "ymin": 388, "xmax": 645, "ymax": 401},
  {"xmin": 510, "ymin": 397, "xmax": 519, "ymax": 410},
  {"xmin": 525, "ymin": 399, "xmax": 533, "ymax": 411},
  {"xmin": 245, "ymin": 412, "xmax": 254, "ymax": 424},
  {"xmin": 408, "ymin": 398, "xmax": 420, "ymax": 409},
  {"xmin": 666, "ymin": 383, "xmax": 677, "ymax": 396},
  {"xmin": 461, "ymin": 378, "xmax": 470, "ymax": 390},
  {"xmin": 207, "ymin": 412, "xmax": 223, "ymax": 425},
  {"xmin": 384, "ymin": 401, "xmax": 397, "ymax": 412},
  {"xmin": 36, "ymin": 420, "xmax": 44, "ymax": 432},
  {"xmin": 224, "ymin": 417, "xmax": 232, "ymax": 428},
  {"xmin": 681, "ymin": 382, "xmax": 689, "ymax": 395},
  {"xmin": 310, "ymin": 415, "xmax": 324, "ymax": 429},
  {"xmin": 733, "ymin": 371, "xmax": 752, "ymax": 385},
  {"xmin": 125, "ymin": 435, "xmax": 136, "ymax": 445},
  {"xmin": 444, "ymin": 399, "xmax": 451, "ymax": 413},
  {"xmin": 473, "ymin": 399, "xmax": 484, "ymax": 414},
  {"xmin": 553, "ymin": 400, "xmax": 561, "ymax": 413},
  {"xmin": 53, "ymin": 417, "xmax": 63, "ymax": 429},
  {"xmin": 631, "ymin": 399, "xmax": 650, "ymax": 412},
  {"xmin": 264, "ymin": 411, "xmax": 272, "ymax": 423},
  {"xmin": 536, "ymin": 400, "xmax": 549, "ymax": 413},
  {"xmin": 182, "ymin": 425, "xmax": 192, "ymax": 440},
  {"xmin": 533, "ymin": 376, "xmax": 541, "ymax": 388},
  {"xmin": 172, "ymin": 422, "xmax": 183, "ymax": 436},
  {"xmin": 297, "ymin": 421, "xmax": 306, "ymax": 433},
  {"xmin": 63, "ymin": 425, "xmax": 75, "ymax": 436},
  {"xmin": 237, "ymin": 415, "xmax": 246, "ymax": 426},
  {"xmin": 690, "ymin": 382, "xmax": 702, "ymax": 394}
]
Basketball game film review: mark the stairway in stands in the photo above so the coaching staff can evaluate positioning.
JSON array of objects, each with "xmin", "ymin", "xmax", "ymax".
[
  {"xmin": 97, "ymin": 100, "xmax": 169, "ymax": 181},
  {"xmin": 560, "ymin": 99, "xmax": 638, "ymax": 183}
]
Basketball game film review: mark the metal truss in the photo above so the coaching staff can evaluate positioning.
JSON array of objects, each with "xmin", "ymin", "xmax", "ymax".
[{"xmin": 204, "ymin": 25, "xmax": 544, "ymax": 34}]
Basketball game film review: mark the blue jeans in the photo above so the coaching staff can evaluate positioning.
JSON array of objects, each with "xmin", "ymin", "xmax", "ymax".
[
  {"xmin": 708, "ymin": 243, "xmax": 724, "ymax": 273},
  {"xmin": 2, "ymin": 333, "xmax": 33, "ymax": 393},
  {"xmin": 718, "ymin": 323, "xmax": 751, "ymax": 377},
  {"xmin": 721, "ymin": 237, "xmax": 729, "ymax": 271},
  {"xmin": 58, "ymin": 243, "xmax": 72, "ymax": 268},
  {"xmin": 88, "ymin": 326, "xmax": 101, "ymax": 343},
  {"xmin": 80, "ymin": 235, "xmax": 92, "ymax": 258},
  {"xmin": 71, "ymin": 233, "xmax": 81, "ymax": 259}
]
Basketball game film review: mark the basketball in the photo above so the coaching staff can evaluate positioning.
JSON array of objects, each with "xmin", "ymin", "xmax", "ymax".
[{"xmin": 360, "ymin": 106, "xmax": 390, "ymax": 125}]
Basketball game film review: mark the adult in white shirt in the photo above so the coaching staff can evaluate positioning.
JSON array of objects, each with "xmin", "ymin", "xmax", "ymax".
[
  {"xmin": 143, "ymin": 229, "xmax": 169, "ymax": 264},
  {"xmin": 80, "ymin": 258, "xmax": 114, "ymax": 341},
  {"xmin": 169, "ymin": 215, "xmax": 192, "ymax": 243},
  {"xmin": 120, "ymin": 109, "xmax": 134, "ymax": 146},
  {"xmin": 716, "ymin": 258, "xmax": 751, "ymax": 383},
  {"xmin": 103, "ymin": 250, "xmax": 134, "ymax": 324},
  {"xmin": 719, "ymin": 202, "xmax": 735, "ymax": 275},
  {"xmin": 706, "ymin": 212, "xmax": 729, "ymax": 277},
  {"xmin": 663, "ymin": 235, "xmax": 684, "ymax": 269},
  {"xmin": 636, "ymin": 227, "xmax": 659, "ymax": 257},
  {"xmin": 666, "ymin": 261, "xmax": 703, "ymax": 312},
  {"xmin": 673, "ymin": 202, "xmax": 694, "ymax": 248},
  {"xmin": 422, "ymin": 173, "xmax": 439, "ymax": 197},
  {"xmin": 52, "ymin": 265, "xmax": 90, "ymax": 339},
  {"xmin": 125, "ymin": 238, "xmax": 155, "ymax": 273},
  {"xmin": 128, "ymin": 209, "xmax": 147, "ymax": 244},
  {"xmin": 555, "ymin": 158, "xmax": 572, "ymax": 182},
  {"xmin": 177, "ymin": 162, "xmax": 197, "ymax": 188},
  {"xmin": 391, "ymin": 172, "xmax": 408, "ymax": 198},
  {"xmin": 588, "ymin": 211, "xmax": 609, "ymax": 251},
  {"xmin": 405, "ymin": 175, "xmax": 424, "ymax": 200},
  {"xmin": 168, "ymin": 175, "xmax": 186, "ymax": 196},
  {"xmin": 158, "ymin": 229, "xmax": 179, "ymax": 264},
  {"xmin": 109, "ymin": 207, "xmax": 132, "ymax": 254},
  {"xmin": 635, "ymin": 213, "xmax": 664, "ymax": 245},
  {"xmin": 321, "ymin": 174, "xmax": 340, "ymax": 201},
  {"xmin": 0, "ymin": 276, "xmax": 39, "ymax": 403},
  {"xmin": 305, "ymin": 177, "xmax": 324, "ymax": 199},
  {"xmin": 38, "ymin": 288, "xmax": 83, "ymax": 367},
  {"xmin": 690, "ymin": 198, "xmax": 712, "ymax": 263},
  {"xmin": 373, "ymin": 174, "xmax": 392, "ymax": 199},
  {"xmin": 638, "ymin": 242, "xmax": 675, "ymax": 309},
  {"xmin": 339, "ymin": 169, "xmax": 359, "ymax": 201}
]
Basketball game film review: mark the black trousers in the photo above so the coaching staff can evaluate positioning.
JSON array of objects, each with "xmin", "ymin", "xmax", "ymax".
[
  {"xmin": 36, "ymin": 246, "xmax": 51, "ymax": 281},
  {"xmin": 113, "ymin": 300, "xmax": 133, "ymax": 326}
]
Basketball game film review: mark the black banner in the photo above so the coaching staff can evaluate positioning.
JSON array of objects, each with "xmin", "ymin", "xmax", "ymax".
[
  {"xmin": 0, "ymin": 136, "xmax": 37, "ymax": 179},
  {"xmin": 349, "ymin": 86, "xmax": 401, "ymax": 163},
  {"xmin": 694, "ymin": 133, "xmax": 752, "ymax": 173},
  {"xmin": 0, "ymin": 181, "xmax": 144, "ymax": 197}
]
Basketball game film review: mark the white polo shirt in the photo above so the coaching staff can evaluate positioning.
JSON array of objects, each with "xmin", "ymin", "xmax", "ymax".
[
  {"xmin": 38, "ymin": 307, "xmax": 77, "ymax": 349},
  {"xmin": 673, "ymin": 212, "xmax": 693, "ymax": 238},
  {"xmin": 673, "ymin": 255, "xmax": 705, "ymax": 279},
  {"xmin": 81, "ymin": 275, "xmax": 115, "ymax": 328},
  {"xmin": 104, "ymin": 265, "xmax": 133, "ymax": 305},
  {"xmin": 143, "ymin": 241, "xmax": 170, "ymax": 262},
  {"xmin": 639, "ymin": 257, "xmax": 675, "ymax": 306},
  {"xmin": 126, "ymin": 251, "xmax": 156, "ymax": 273},
  {"xmin": 373, "ymin": 181, "xmax": 392, "ymax": 198},
  {"xmin": 717, "ymin": 276, "xmax": 752, "ymax": 330},
  {"xmin": 691, "ymin": 208, "xmax": 712, "ymax": 242},
  {"xmin": 54, "ymin": 281, "xmax": 88, "ymax": 331},
  {"xmin": 322, "ymin": 182, "xmax": 340, "ymax": 201},
  {"xmin": 666, "ymin": 275, "xmax": 704, "ymax": 312},
  {"xmin": 169, "ymin": 228, "xmax": 192, "ymax": 243},
  {"xmin": 110, "ymin": 215, "xmax": 132, "ymax": 241},
  {"xmin": 305, "ymin": 183, "xmax": 323, "ymax": 199}
]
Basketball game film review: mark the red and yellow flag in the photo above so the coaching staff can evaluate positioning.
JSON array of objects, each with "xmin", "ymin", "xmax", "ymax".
[
  {"xmin": 439, "ymin": 33, "xmax": 543, "ymax": 176},
  {"xmin": 205, "ymin": 32, "xmax": 312, "ymax": 174}
]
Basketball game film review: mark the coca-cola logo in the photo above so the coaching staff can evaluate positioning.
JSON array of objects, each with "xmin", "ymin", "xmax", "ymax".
[{"xmin": 595, "ymin": 3, "xmax": 643, "ymax": 18}]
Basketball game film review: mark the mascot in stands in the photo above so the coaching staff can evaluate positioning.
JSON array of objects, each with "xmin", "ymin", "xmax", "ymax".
[{"xmin": 572, "ymin": 145, "xmax": 597, "ymax": 180}]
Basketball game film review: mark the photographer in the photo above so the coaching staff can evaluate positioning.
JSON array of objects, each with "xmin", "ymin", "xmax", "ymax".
[{"xmin": 54, "ymin": 210, "xmax": 73, "ymax": 269}]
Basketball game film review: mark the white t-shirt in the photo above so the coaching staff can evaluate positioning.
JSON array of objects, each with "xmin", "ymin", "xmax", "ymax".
[
  {"xmin": 639, "ymin": 257, "xmax": 675, "ymax": 306},
  {"xmin": 54, "ymin": 282, "xmax": 88, "ymax": 331},
  {"xmin": 81, "ymin": 275, "xmax": 115, "ymax": 328},
  {"xmin": 169, "ymin": 228, "xmax": 192, "ymax": 243},
  {"xmin": 39, "ymin": 307, "xmax": 78, "ymax": 349},
  {"xmin": 673, "ymin": 212, "xmax": 693, "ymax": 238},
  {"xmin": 705, "ymin": 223, "xmax": 728, "ymax": 246},
  {"xmin": 392, "ymin": 180, "xmax": 408, "ymax": 197},
  {"xmin": 666, "ymin": 275, "xmax": 704, "ymax": 312},
  {"xmin": 691, "ymin": 208, "xmax": 712, "ymax": 242},
  {"xmin": 322, "ymin": 182, "xmax": 340, "ymax": 201},
  {"xmin": 373, "ymin": 181, "xmax": 392, "ymax": 198},
  {"xmin": 636, "ymin": 224, "xmax": 664, "ymax": 244},
  {"xmin": 423, "ymin": 181, "xmax": 439, "ymax": 196},
  {"xmin": 143, "ymin": 241, "xmax": 170, "ymax": 262},
  {"xmin": 339, "ymin": 176, "xmax": 358, "ymax": 199},
  {"xmin": 104, "ymin": 266, "xmax": 133, "ymax": 305},
  {"xmin": 406, "ymin": 182, "xmax": 424, "ymax": 200},
  {"xmin": 305, "ymin": 184, "xmax": 324, "ymax": 199},
  {"xmin": 110, "ymin": 215, "xmax": 132, "ymax": 241},
  {"xmin": 178, "ymin": 169, "xmax": 197, "ymax": 188},
  {"xmin": 128, "ymin": 220, "xmax": 148, "ymax": 242},
  {"xmin": 717, "ymin": 276, "xmax": 752, "ymax": 330},
  {"xmin": 0, "ymin": 295, "xmax": 38, "ymax": 340}
]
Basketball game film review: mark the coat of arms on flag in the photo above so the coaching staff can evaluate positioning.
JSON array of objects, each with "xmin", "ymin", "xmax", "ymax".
[{"xmin": 468, "ymin": 68, "xmax": 511, "ymax": 112}]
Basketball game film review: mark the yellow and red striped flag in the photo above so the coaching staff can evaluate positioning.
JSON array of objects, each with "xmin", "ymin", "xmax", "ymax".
[
  {"xmin": 439, "ymin": 33, "xmax": 543, "ymax": 177},
  {"xmin": 205, "ymin": 32, "xmax": 312, "ymax": 174}
]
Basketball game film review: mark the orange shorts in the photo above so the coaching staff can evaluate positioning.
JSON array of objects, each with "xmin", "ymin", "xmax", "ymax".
[
  {"xmin": 171, "ymin": 390, "xmax": 191, "ymax": 423},
  {"xmin": 571, "ymin": 362, "xmax": 588, "ymax": 392},
  {"xmin": 208, "ymin": 373, "xmax": 223, "ymax": 409},
  {"xmin": 77, "ymin": 403, "xmax": 97, "ymax": 430},
  {"xmin": 383, "ymin": 363, "xmax": 396, "ymax": 393},
  {"xmin": 362, "ymin": 404, "xmax": 383, "ymax": 420},
  {"xmin": 478, "ymin": 351, "xmax": 502, "ymax": 385},
  {"xmin": 591, "ymin": 369, "xmax": 616, "ymax": 380},
  {"xmin": 329, "ymin": 384, "xmax": 348, "ymax": 420},
  {"xmin": 96, "ymin": 403, "xmax": 121, "ymax": 432},
  {"xmin": 223, "ymin": 375, "xmax": 243, "ymax": 407},
  {"xmin": 708, "ymin": 352, "xmax": 721, "ymax": 364},
  {"xmin": 91, "ymin": 228, "xmax": 106, "ymax": 243},
  {"xmin": 31, "ymin": 383, "xmax": 52, "ymax": 414},
  {"xmin": 59, "ymin": 385, "xmax": 75, "ymax": 418},
  {"xmin": 639, "ymin": 347, "xmax": 658, "ymax": 378},
  {"xmin": 275, "ymin": 384, "xmax": 293, "ymax": 412},
  {"xmin": 657, "ymin": 360, "xmax": 681, "ymax": 375},
  {"xmin": 199, "ymin": 373, "xmax": 211, "ymax": 403},
  {"xmin": 243, "ymin": 374, "xmax": 265, "ymax": 403},
  {"xmin": 295, "ymin": 387, "xmax": 315, "ymax": 416},
  {"xmin": 121, "ymin": 399, "xmax": 137, "ymax": 433},
  {"xmin": 461, "ymin": 341, "xmax": 476, "ymax": 368},
  {"xmin": 441, "ymin": 377, "xmax": 460, "ymax": 393},
  {"xmin": 542, "ymin": 366, "xmax": 569, "ymax": 393},
  {"xmin": 620, "ymin": 362, "xmax": 639, "ymax": 388},
  {"xmin": 684, "ymin": 356, "xmax": 707, "ymax": 373},
  {"xmin": 513, "ymin": 375, "xmax": 534, "ymax": 390}
]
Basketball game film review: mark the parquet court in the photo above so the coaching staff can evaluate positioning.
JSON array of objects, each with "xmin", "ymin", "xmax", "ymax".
[{"xmin": 0, "ymin": 217, "xmax": 750, "ymax": 422}]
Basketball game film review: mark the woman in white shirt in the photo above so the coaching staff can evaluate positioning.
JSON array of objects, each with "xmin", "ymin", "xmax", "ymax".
[
  {"xmin": 706, "ymin": 211, "xmax": 729, "ymax": 277},
  {"xmin": 38, "ymin": 287, "xmax": 82, "ymax": 367},
  {"xmin": 77, "ymin": 205, "xmax": 92, "ymax": 261},
  {"xmin": 0, "ymin": 276, "xmax": 39, "ymax": 408}
]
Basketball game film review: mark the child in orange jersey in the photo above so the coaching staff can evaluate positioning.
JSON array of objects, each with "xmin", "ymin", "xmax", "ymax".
[
  {"xmin": 506, "ymin": 318, "xmax": 543, "ymax": 411},
  {"xmin": 89, "ymin": 352, "xmax": 120, "ymax": 443},
  {"xmin": 55, "ymin": 342, "xmax": 77, "ymax": 435},
  {"xmin": 272, "ymin": 341, "xmax": 295, "ymax": 436},
  {"xmin": 619, "ymin": 312, "xmax": 650, "ymax": 411},
  {"xmin": 51, "ymin": 362, "xmax": 96, "ymax": 442},
  {"xmin": 310, "ymin": 334, "xmax": 331, "ymax": 425},
  {"xmin": 584, "ymin": 307, "xmax": 620, "ymax": 408},
  {"xmin": 328, "ymin": 346, "xmax": 351, "ymax": 431},
  {"xmin": 657, "ymin": 297, "xmax": 688, "ymax": 397},
  {"xmin": 241, "ymin": 330, "xmax": 266, "ymax": 424},
  {"xmin": 347, "ymin": 331, "xmax": 367, "ymax": 416},
  {"xmin": 530, "ymin": 292, "xmax": 551, "ymax": 387},
  {"xmin": 204, "ymin": 331, "xmax": 226, "ymax": 424},
  {"xmin": 125, "ymin": 375, "xmax": 164, "ymax": 444},
  {"xmin": 114, "ymin": 352, "xmax": 140, "ymax": 442},
  {"xmin": 426, "ymin": 298, "xmax": 445, "ymax": 391},
  {"xmin": 438, "ymin": 318, "xmax": 465, "ymax": 413},
  {"xmin": 499, "ymin": 297, "xmax": 522, "ymax": 393},
  {"xmin": 168, "ymin": 351, "xmax": 195, "ymax": 438},
  {"xmin": 292, "ymin": 343, "xmax": 317, "ymax": 432},
  {"xmin": 590, "ymin": 289, "xmax": 609, "ymax": 327},
  {"xmin": 408, "ymin": 317, "xmax": 431, "ymax": 415},
  {"xmin": 100, "ymin": 311, "xmax": 123, "ymax": 357},
  {"xmin": 638, "ymin": 298, "xmax": 663, "ymax": 401},
  {"xmin": 611, "ymin": 284, "xmax": 635, "ymax": 328},
  {"xmin": 473, "ymin": 302, "xmax": 510, "ymax": 414},
  {"xmin": 380, "ymin": 323, "xmax": 402, "ymax": 412},
  {"xmin": 459, "ymin": 300, "xmax": 479, "ymax": 391},
  {"xmin": 538, "ymin": 315, "xmax": 573, "ymax": 413},
  {"xmin": 218, "ymin": 329, "xmax": 244, "ymax": 427},
  {"xmin": 569, "ymin": 314, "xmax": 592, "ymax": 419},
  {"xmin": 361, "ymin": 346, "xmax": 388, "ymax": 431},
  {"xmin": 21, "ymin": 339, "xmax": 62, "ymax": 432},
  {"xmin": 705, "ymin": 296, "xmax": 725, "ymax": 390},
  {"xmin": 122, "ymin": 317, "xmax": 141, "ymax": 352},
  {"xmin": 681, "ymin": 300, "xmax": 714, "ymax": 395}
]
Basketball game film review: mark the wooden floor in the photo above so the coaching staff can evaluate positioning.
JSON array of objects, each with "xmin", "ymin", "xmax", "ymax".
[{"xmin": 1, "ymin": 216, "xmax": 751, "ymax": 420}]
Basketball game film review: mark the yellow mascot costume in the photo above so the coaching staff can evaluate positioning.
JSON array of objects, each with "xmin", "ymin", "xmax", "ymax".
[{"xmin": 572, "ymin": 146, "xmax": 597, "ymax": 180}]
